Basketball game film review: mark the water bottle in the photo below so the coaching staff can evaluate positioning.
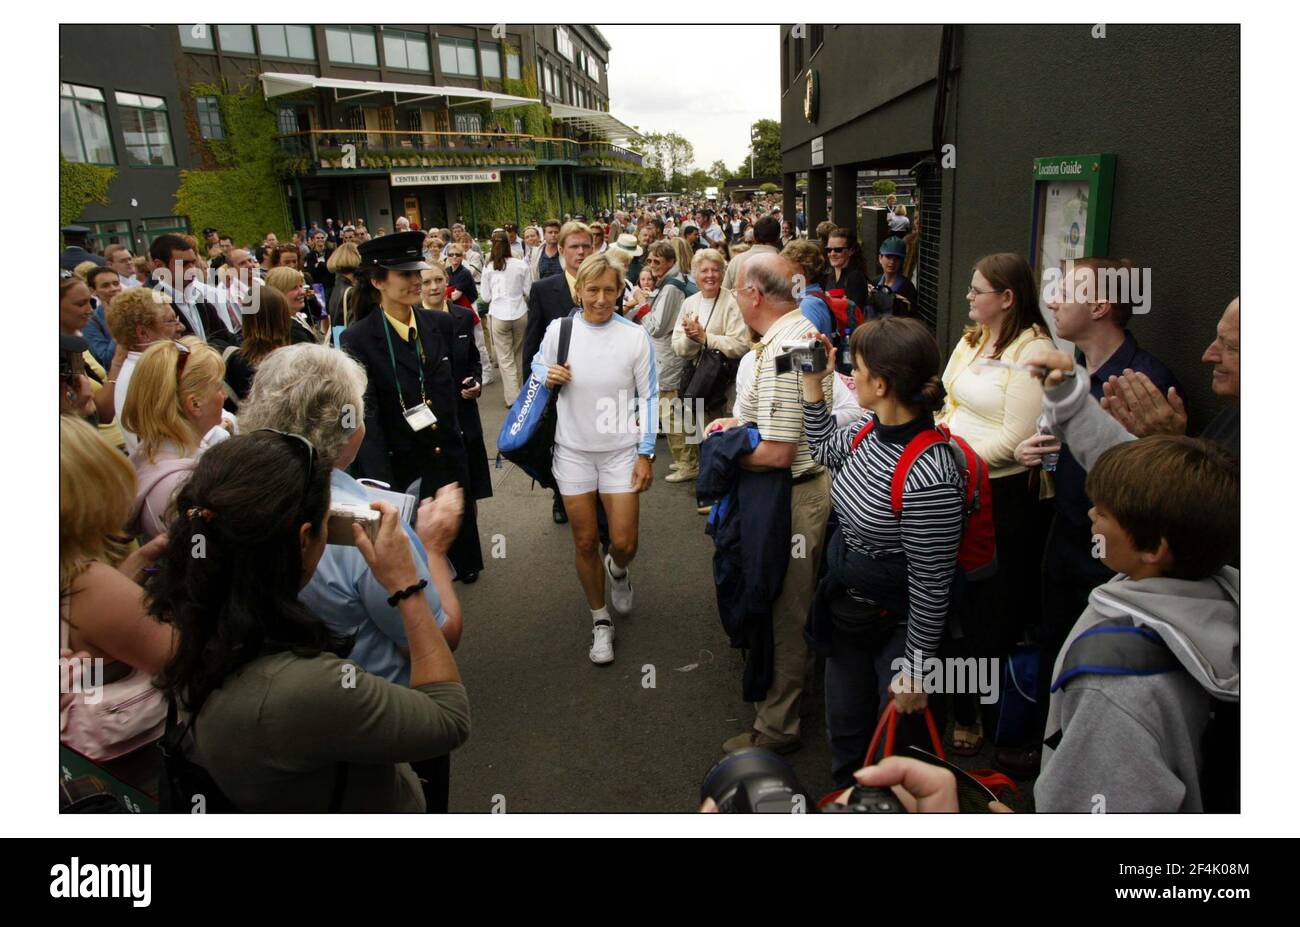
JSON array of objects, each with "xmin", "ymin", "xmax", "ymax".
[
  {"xmin": 838, "ymin": 325, "xmax": 853, "ymax": 375},
  {"xmin": 1038, "ymin": 414, "xmax": 1060, "ymax": 472}
]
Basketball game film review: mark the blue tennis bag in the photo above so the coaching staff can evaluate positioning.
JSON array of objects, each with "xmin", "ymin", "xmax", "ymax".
[{"xmin": 497, "ymin": 317, "xmax": 572, "ymax": 489}]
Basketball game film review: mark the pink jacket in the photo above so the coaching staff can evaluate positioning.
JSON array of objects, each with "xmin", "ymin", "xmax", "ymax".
[{"xmin": 130, "ymin": 447, "xmax": 196, "ymax": 540}]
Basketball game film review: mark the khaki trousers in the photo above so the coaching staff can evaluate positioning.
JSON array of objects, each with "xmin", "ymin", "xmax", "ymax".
[
  {"xmin": 754, "ymin": 468, "xmax": 831, "ymax": 741},
  {"xmin": 490, "ymin": 314, "xmax": 529, "ymax": 406},
  {"xmin": 659, "ymin": 389, "xmax": 699, "ymax": 471}
]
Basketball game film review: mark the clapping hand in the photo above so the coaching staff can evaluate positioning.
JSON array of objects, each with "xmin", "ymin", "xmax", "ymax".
[{"xmin": 1100, "ymin": 370, "xmax": 1188, "ymax": 437}]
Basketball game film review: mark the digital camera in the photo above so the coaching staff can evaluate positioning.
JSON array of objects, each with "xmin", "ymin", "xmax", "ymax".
[{"xmin": 774, "ymin": 339, "xmax": 829, "ymax": 375}]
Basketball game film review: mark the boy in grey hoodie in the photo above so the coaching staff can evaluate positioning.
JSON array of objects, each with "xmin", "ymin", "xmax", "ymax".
[{"xmin": 1030, "ymin": 358, "xmax": 1239, "ymax": 812}]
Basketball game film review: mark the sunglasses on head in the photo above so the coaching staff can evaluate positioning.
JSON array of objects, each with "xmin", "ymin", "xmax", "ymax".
[
  {"xmin": 254, "ymin": 428, "xmax": 317, "ymax": 496},
  {"xmin": 174, "ymin": 340, "xmax": 192, "ymax": 386}
]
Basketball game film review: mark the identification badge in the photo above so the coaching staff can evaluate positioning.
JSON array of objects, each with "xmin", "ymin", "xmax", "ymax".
[{"xmin": 403, "ymin": 403, "xmax": 437, "ymax": 432}]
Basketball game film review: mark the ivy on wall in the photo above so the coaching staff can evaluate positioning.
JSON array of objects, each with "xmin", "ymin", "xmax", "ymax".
[
  {"xmin": 174, "ymin": 83, "xmax": 292, "ymax": 246},
  {"xmin": 59, "ymin": 158, "xmax": 117, "ymax": 239}
]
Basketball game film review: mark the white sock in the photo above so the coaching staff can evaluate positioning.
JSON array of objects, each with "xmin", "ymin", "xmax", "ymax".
[
  {"xmin": 606, "ymin": 556, "xmax": 628, "ymax": 579},
  {"xmin": 591, "ymin": 607, "xmax": 611, "ymax": 624}
]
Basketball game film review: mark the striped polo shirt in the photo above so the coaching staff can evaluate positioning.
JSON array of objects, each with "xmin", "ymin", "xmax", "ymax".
[{"xmin": 736, "ymin": 308, "xmax": 833, "ymax": 478}]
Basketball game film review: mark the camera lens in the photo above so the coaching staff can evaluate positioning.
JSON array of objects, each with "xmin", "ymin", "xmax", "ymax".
[{"xmin": 701, "ymin": 748, "xmax": 811, "ymax": 813}]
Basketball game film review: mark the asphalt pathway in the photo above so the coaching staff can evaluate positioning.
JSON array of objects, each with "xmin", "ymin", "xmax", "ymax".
[{"xmin": 448, "ymin": 375, "xmax": 1033, "ymax": 812}]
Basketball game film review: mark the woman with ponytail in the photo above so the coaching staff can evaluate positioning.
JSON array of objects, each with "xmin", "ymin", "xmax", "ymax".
[
  {"xmin": 147, "ymin": 432, "xmax": 469, "ymax": 811},
  {"xmin": 121, "ymin": 337, "xmax": 231, "ymax": 540},
  {"xmin": 800, "ymin": 316, "xmax": 966, "ymax": 789}
]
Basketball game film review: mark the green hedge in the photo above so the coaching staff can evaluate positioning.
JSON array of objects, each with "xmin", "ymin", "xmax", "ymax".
[
  {"xmin": 59, "ymin": 158, "xmax": 117, "ymax": 241},
  {"xmin": 174, "ymin": 85, "xmax": 291, "ymax": 245}
]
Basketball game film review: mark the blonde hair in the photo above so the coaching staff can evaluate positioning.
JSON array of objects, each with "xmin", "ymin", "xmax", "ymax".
[
  {"xmin": 107, "ymin": 286, "xmax": 171, "ymax": 350},
  {"xmin": 121, "ymin": 337, "xmax": 224, "ymax": 463},
  {"xmin": 574, "ymin": 252, "xmax": 623, "ymax": 294},
  {"xmin": 326, "ymin": 241, "xmax": 361, "ymax": 275},
  {"xmin": 558, "ymin": 220, "xmax": 593, "ymax": 250},
  {"xmin": 73, "ymin": 260, "xmax": 100, "ymax": 280},
  {"xmin": 669, "ymin": 238, "xmax": 694, "ymax": 276},
  {"xmin": 60, "ymin": 414, "xmax": 136, "ymax": 589},
  {"xmin": 264, "ymin": 265, "xmax": 305, "ymax": 295},
  {"xmin": 691, "ymin": 247, "xmax": 727, "ymax": 277}
]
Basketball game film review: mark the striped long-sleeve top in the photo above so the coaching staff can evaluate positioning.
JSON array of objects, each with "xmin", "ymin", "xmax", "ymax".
[{"xmin": 804, "ymin": 399, "xmax": 965, "ymax": 675}]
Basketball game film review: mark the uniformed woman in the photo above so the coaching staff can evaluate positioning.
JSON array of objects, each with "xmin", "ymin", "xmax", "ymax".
[{"xmin": 340, "ymin": 231, "xmax": 484, "ymax": 580}]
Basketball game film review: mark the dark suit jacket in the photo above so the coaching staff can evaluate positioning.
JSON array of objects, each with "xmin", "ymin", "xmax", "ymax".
[
  {"xmin": 340, "ymin": 307, "xmax": 467, "ymax": 494},
  {"xmin": 521, "ymin": 270, "xmax": 578, "ymax": 375}
]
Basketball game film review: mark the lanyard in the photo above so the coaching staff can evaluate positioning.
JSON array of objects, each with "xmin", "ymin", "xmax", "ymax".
[{"xmin": 382, "ymin": 312, "xmax": 429, "ymax": 411}]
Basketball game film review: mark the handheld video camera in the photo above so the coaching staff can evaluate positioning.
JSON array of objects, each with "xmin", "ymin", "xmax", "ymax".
[{"xmin": 774, "ymin": 339, "xmax": 829, "ymax": 375}]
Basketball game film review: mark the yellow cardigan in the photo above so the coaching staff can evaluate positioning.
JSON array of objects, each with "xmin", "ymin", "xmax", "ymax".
[{"xmin": 936, "ymin": 325, "xmax": 1056, "ymax": 479}]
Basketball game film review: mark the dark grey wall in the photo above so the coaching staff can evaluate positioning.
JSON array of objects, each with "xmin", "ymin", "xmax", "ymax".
[
  {"xmin": 60, "ymin": 24, "xmax": 196, "ymax": 221},
  {"xmin": 781, "ymin": 24, "xmax": 942, "ymax": 168},
  {"xmin": 943, "ymin": 24, "xmax": 1239, "ymax": 432}
]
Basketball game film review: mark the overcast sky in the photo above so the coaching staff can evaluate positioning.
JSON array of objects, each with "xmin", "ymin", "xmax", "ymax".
[{"xmin": 598, "ymin": 25, "xmax": 780, "ymax": 172}]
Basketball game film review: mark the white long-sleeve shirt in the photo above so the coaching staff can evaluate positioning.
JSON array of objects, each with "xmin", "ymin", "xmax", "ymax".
[
  {"xmin": 480, "ymin": 257, "xmax": 531, "ymax": 322},
  {"xmin": 531, "ymin": 313, "xmax": 658, "ymax": 456}
]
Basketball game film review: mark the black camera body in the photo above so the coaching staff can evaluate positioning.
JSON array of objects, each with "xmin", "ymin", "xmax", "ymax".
[{"xmin": 774, "ymin": 339, "xmax": 829, "ymax": 375}]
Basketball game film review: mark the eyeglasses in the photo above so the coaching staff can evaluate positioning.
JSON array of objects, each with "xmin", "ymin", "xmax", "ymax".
[
  {"xmin": 824, "ymin": 247, "xmax": 848, "ymax": 254},
  {"xmin": 967, "ymin": 287, "xmax": 1003, "ymax": 297},
  {"xmin": 254, "ymin": 428, "xmax": 317, "ymax": 496}
]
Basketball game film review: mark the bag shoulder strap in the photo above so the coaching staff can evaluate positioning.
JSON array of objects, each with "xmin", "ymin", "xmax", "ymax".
[
  {"xmin": 1050, "ymin": 619, "xmax": 1183, "ymax": 694},
  {"xmin": 888, "ymin": 430, "xmax": 949, "ymax": 514},
  {"xmin": 850, "ymin": 418, "xmax": 874, "ymax": 450},
  {"xmin": 558, "ymin": 315, "xmax": 573, "ymax": 366}
]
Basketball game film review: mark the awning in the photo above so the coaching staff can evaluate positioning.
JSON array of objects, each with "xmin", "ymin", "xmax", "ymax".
[
  {"xmin": 259, "ymin": 72, "xmax": 539, "ymax": 110},
  {"xmin": 548, "ymin": 103, "xmax": 643, "ymax": 145}
]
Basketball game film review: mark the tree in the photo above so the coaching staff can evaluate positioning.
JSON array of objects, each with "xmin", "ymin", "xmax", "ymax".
[
  {"xmin": 708, "ymin": 159, "xmax": 732, "ymax": 185},
  {"xmin": 640, "ymin": 131, "xmax": 694, "ymax": 187},
  {"xmin": 685, "ymin": 169, "xmax": 712, "ymax": 194},
  {"xmin": 749, "ymin": 118, "xmax": 782, "ymax": 178}
]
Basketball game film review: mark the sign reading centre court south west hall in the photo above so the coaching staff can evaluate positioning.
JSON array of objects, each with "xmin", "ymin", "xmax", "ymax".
[{"xmin": 390, "ymin": 170, "xmax": 501, "ymax": 187}]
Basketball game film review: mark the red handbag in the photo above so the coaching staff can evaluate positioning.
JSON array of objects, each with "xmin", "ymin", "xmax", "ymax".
[{"xmin": 818, "ymin": 701, "xmax": 1018, "ymax": 808}]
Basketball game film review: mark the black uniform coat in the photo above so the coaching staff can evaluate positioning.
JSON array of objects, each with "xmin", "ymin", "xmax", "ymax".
[
  {"xmin": 432, "ymin": 302, "xmax": 492, "ymax": 501},
  {"xmin": 341, "ymin": 306, "xmax": 484, "ymax": 575}
]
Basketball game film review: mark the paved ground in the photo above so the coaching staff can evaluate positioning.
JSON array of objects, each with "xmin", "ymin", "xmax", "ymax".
[{"xmin": 448, "ymin": 374, "xmax": 1034, "ymax": 812}]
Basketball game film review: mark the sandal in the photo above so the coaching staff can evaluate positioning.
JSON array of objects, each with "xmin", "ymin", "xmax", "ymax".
[{"xmin": 950, "ymin": 722, "xmax": 984, "ymax": 756}]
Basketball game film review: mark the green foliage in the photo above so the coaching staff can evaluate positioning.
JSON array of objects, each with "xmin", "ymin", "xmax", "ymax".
[
  {"xmin": 872, "ymin": 179, "xmax": 898, "ymax": 196},
  {"xmin": 59, "ymin": 158, "xmax": 117, "ymax": 235},
  {"xmin": 734, "ymin": 118, "xmax": 781, "ymax": 178},
  {"xmin": 175, "ymin": 86, "xmax": 291, "ymax": 244},
  {"xmin": 759, "ymin": 182, "xmax": 779, "ymax": 194}
]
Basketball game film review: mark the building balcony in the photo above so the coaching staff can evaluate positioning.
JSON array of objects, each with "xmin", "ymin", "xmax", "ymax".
[
  {"xmin": 274, "ymin": 130, "xmax": 642, "ymax": 176},
  {"xmin": 577, "ymin": 144, "xmax": 644, "ymax": 173}
]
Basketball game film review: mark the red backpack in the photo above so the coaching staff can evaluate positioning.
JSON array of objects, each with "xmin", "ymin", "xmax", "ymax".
[
  {"xmin": 820, "ymin": 288, "xmax": 863, "ymax": 331},
  {"xmin": 851, "ymin": 420, "xmax": 997, "ymax": 581}
]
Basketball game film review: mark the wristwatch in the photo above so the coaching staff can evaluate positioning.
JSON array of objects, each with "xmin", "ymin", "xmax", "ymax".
[{"xmin": 639, "ymin": 452, "xmax": 656, "ymax": 462}]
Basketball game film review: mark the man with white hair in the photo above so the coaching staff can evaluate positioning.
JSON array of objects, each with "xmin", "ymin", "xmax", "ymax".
[
  {"xmin": 395, "ymin": 216, "xmax": 412, "ymax": 233},
  {"xmin": 240, "ymin": 343, "xmax": 465, "ymax": 811},
  {"xmin": 715, "ymin": 253, "xmax": 832, "ymax": 755}
]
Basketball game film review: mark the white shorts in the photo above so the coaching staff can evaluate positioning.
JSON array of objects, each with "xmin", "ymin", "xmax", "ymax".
[{"xmin": 552, "ymin": 443, "xmax": 638, "ymax": 496}]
